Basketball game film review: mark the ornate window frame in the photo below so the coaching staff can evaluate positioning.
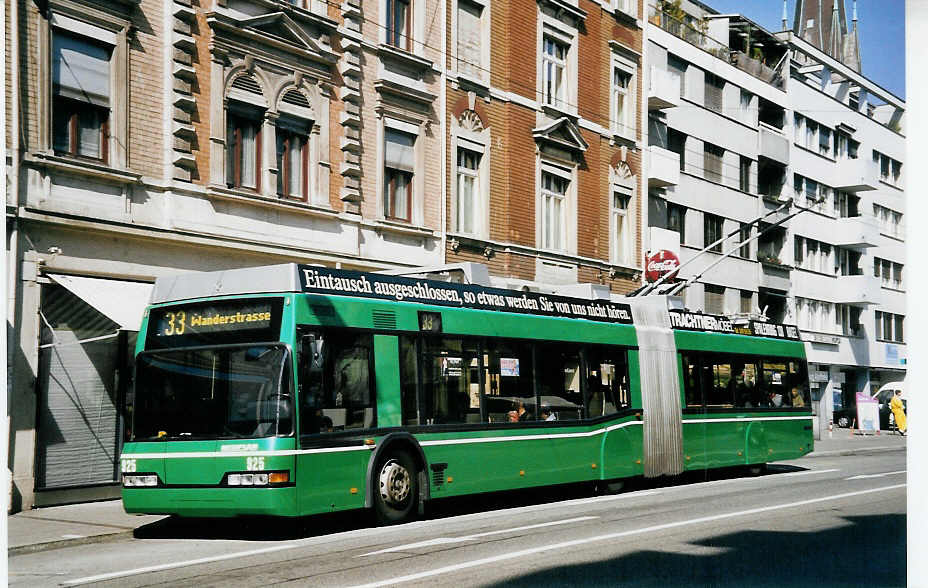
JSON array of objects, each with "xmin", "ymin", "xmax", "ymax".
[
  {"xmin": 451, "ymin": 108, "xmax": 490, "ymax": 238},
  {"xmin": 610, "ymin": 162, "xmax": 636, "ymax": 265},
  {"xmin": 36, "ymin": 1, "xmax": 131, "ymax": 170},
  {"xmin": 378, "ymin": 115, "xmax": 424, "ymax": 224}
]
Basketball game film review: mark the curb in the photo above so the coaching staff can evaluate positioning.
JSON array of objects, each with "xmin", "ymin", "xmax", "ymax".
[
  {"xmin": 805, "ymin": 445, "xmax": 906, "ymax": 458},
  {"xmin": 8, "ymin": 529, "xmax": 135, "ymax": 556}
]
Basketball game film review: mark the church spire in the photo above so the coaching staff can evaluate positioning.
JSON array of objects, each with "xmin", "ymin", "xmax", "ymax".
[
  {"xmin": 844, "ymin": 0, "xmax": 862, "ymax": 72},
  {"xmin": 829, "ymin": 1, "xmax": 842, "ymax": 58},
  {"xmin": 793, "ymin": 0, "xmax": 858, "ymax": 70}
]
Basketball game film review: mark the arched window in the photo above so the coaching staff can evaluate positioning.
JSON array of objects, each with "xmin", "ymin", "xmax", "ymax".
[
  {"xmin": 226, "ymin": 74, "xmax": 266, "ymax": 191},
  {"xmin": 276, "ymin": 90, "xmax": 313, "ymax": 201}
]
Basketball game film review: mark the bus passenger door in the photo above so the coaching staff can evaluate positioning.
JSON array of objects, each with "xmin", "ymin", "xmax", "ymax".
[{"xmin": 680, "ymin": 353, "xmax": 707, "ymax": 472}]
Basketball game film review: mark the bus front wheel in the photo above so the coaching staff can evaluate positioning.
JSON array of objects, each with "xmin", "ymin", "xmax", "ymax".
[{"xmin": 373, "ymin": 450, "xmax": 418, "ymax": 525}]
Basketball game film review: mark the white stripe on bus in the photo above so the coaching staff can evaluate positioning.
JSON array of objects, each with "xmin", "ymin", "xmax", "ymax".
[
  {"xmin": 119, "ymin": 415, "xmax": 811, "ymax": 460},
  {"xmin": 684, "ymin": 416, "xmax": 813, "ymax": 424}
]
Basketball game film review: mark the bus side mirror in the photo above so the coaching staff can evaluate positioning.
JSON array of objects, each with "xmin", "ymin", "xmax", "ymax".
[{"xmin": 299, "ymin": 334, "xmax": 321, "ymax": 397}]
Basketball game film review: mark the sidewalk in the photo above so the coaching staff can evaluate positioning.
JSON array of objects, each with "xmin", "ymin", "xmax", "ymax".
[
  {"xmin": 7, "ymin": 432, "xmax": 906, "ymax": 555},
  {"xmin": 806, "ymin": 427, "xmax": 907, "ymax": 457}
]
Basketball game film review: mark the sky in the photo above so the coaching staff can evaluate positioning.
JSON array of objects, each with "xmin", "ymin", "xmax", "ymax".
[{"xmin": 703, "ymin": 1, "xmax": 906, "ymax": 100}]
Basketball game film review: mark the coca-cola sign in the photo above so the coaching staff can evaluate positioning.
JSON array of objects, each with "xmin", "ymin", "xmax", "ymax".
[{"xmin": 645, "ymin": 250, "xmax": 680, "ymax": 283}]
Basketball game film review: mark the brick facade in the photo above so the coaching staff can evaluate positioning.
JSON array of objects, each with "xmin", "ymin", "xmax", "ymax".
[{"xmin": 445, "ymin": 0, "xmax": 644, "ymax": 292}]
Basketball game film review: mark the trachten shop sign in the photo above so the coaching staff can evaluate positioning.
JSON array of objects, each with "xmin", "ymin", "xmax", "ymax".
[
  {"xmin": 669, "ymin": 310, "xmax": 801, "ymax": 341},
  {"xmin": 298, "ymin": 265, "xmax": 634, "ymax": 325}
]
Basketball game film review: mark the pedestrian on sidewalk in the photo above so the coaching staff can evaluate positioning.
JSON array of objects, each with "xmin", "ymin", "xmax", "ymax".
[{"xmin": 890, "ymin": 389, "xmax": 906, "ymax": 435}]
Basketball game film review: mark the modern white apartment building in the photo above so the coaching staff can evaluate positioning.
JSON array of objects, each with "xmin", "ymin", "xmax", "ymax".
[
  {"xmin": 644, "ymin": 0, "xmax": 905, "ymax": 436},
  {"xmin": 784, "ymin": 0, "xmax": 906, "ymax": 428}
]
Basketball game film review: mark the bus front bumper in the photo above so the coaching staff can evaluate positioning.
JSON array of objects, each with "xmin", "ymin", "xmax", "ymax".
[{"xmin": 122, "ymin": 486, "xmax": 298, "ymax": 518}]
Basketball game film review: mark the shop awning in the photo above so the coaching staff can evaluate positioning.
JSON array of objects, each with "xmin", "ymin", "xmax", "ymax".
[{"xmin": 48, "ymin": 274, "xmax": 153, "ymax": 331}]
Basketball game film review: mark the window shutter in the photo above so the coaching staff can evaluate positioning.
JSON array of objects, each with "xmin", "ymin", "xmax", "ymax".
[
  {"xmin": 385, "ymin": 129, "xmax": 416, "ymax": 172},
  {"xmin": 52, "ymin": 33, "xmax": 111, "ymax": 107},
  {"xmin": 457, "ymin": 0, "xmax": 482, "ymax": 77},
  {"xmin": 704, "ymin": 74, "xmax": 723, "ymax": 113},
  {"xmin": 704, "ymin": 285, "xmax": 725, "ymax": 315}
]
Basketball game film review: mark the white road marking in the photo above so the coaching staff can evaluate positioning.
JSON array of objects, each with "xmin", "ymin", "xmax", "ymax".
[
  {"xmin": 359, "ymin": 516, "xmax": 599, "ymax": 556},
  {"xmin": 782, "ymin": 468, "xmax": 840, "ymax": 477},
  {"xmin": 846, "ymin": 470, "xmax": 906, "ymax": 480},
  {"xmin": 61, "ymin": 544, "xmax": 302, "ymax": 586},
  {"xmin": 348, "ymin": 484, "xmax": 907, "ymax": 588}
]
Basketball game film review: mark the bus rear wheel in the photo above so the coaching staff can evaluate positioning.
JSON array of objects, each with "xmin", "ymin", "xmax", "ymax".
[{"xmin": 373, "ymin": 450, "xmax": 418, "ymax": 525}]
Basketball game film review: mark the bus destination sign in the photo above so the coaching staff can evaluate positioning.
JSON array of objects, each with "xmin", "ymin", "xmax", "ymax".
[
  {"xmin": 298, "ymin": 265, "xmax": 634, "ymax": 325},
  {"xmin": 150, "ymin": 301, "xmax": 275, "ymax": 338},
  {"xmin": 669, "ymin": 310, "xmax": 801, "ymax": 341}
]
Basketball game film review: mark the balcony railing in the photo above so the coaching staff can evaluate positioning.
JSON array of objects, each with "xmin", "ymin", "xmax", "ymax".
[
  {"xmin": 758, "ymin": 124, "xmax": 789, "ymax": 165},
  {"xmin": 834, "ymin": 274, "xmax": 881, "ymax": 305},
  {"xmin": 834, "ymin": 156, "xmax": 879, "ymax": 192},
  {"xmin": 648, "ymin": 145, "xmax": 681, "ymax": 187},
  {"xmin": 832, "ymin": 215, "xmax": 880, "ymax": 249},
  {"xmin": 757, "ymin": 256, "xmax": 792, "ymax": 291},
  {"xmin": 648, "ymin": 6, "xmax": 785, "ymax": 88},
  {"xmin": 648, "ymin": 67, "xmax": 680, "ymax": 110},
  {"xmin": 729, "ymin": 51, "xmax": 785, "ymax": 90}
]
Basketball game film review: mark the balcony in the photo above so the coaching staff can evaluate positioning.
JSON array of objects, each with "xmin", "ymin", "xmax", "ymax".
[
  {"xmin": 648, "ymin": 67, "xmax": 680, "ymax": 110},
  {"xmin": 834, "ymin": 274, "xmax": 881, "ymax": 305},
  {"xmin": 757, "ymin": 258, "xmax": 792, "ymax": 291},
  {"xmin": 648, "ymin": 7, "xmax": 788, "ymax": 88},
  {"xmin": 834, "ymin": 157, "xmax": 879, "ymax": 192},
  {"xmin": 648, "ymin": 145, "xmax": 680, "ymax": 187},
  {"xmin": 758, "ymin": 124, "xmax": 789, "ymax": 166},
  {"xmin": 729, "ymin": 51, "xmax": 785, "ymax": 91},
  {"xmin": 831, "ymin": 215, "xmax": 880, "ymax": 249}
]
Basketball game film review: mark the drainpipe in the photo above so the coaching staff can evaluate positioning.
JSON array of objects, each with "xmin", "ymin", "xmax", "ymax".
[
  {"xmin": 640, "ymin": 10, "xmax": 648, "ymax": 287},
  {"xmin": 439, "ymin": 0, "xmax": 447, "ymax": 266},
  {"xmin": 1, "ymin": 0, "xmax": 8, "ymax": 514},
  {"xmin": 9, "ymin": 0, "xmax": 19, "ymax": 207},
  {"xmin": 5, "ymin": 0, "xmax": 22, "ymax": 512}
]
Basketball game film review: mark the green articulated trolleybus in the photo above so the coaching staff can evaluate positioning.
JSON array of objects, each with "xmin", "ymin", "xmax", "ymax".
[{"xmin": 121, "ymin": 263, "xmax": 813, "ymax": 523}]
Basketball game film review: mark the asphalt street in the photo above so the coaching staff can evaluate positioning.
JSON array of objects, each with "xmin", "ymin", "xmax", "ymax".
[{"xmin": 9, "ymin": 448, "xmax": 906, "ymax": 587}]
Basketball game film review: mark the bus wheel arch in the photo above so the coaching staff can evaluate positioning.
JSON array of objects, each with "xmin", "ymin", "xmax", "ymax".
[{"xmin": 366, "ymin": 433, "xmax": 428, "ymax": 524}]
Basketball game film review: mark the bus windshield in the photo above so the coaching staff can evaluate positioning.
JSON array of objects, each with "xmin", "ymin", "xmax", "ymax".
[{"xmin": 133, "ymin": 344, "xmax": 292, "ymax": 441}]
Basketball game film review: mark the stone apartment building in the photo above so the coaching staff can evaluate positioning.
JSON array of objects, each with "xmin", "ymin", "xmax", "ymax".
[
  {"xmin": 442, "ymin": 0, "xmax": 646, "ymax": 293},
  {"xmin": 5, "ymin": 0, "xmax": 446, "ymax": 510},
  {"xmin": 5, "ymin": 0, "xmax": 646, "ymax": 512}
]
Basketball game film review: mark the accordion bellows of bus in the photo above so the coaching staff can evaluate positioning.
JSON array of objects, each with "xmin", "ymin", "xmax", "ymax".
[{"xmin": 120, "ymin": 263, "xmax": 813, "ymax": 523}]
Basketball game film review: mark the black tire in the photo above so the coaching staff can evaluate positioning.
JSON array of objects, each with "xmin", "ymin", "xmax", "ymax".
[
  {"xmin": 373, "ymin": 450, "xmax": 418, "ymax": 525},
  {"xmin": 836, "ymin": 415, "xmax": 851, "ymax": 429}
]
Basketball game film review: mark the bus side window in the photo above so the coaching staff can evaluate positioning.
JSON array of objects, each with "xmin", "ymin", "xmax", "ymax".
[
  {"xmin": 418, "ymin": 337, "xmax": 481, "ymax": 425},
  {"xmin": 399, "ymin": 336, "xmax": 419, "ymax": 426},
  {"xmin": 299, "ymin": 333, "xmax": 325, "ymax": 435},
  {"xmin": 299, "ymin": 331, "xmax": 373, "ymax": 436},
  {"xmin": 535, "ymin": 343, "xmax": 582, "ymax": 421},
  {"xmin": 483, "ymin": 340, "xmax": 535, "ymax": 423},
  {"xmin": 584, "ymin": 345, "xmax": 629, "ymax": 418},
  {"xmin": 682, "ymin": 354, "xmax": 702, "ymax": 408},
  {"xmin": 705, "ymin": 357, "xmax": 734, "ymax": 407},
  {"xmin": 760, "ymin": 360, "xmax": 788, "ymax": 407}
]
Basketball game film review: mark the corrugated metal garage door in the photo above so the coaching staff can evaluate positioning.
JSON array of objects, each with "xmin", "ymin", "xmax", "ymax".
[{"xmin": 36, "ymin": 284, "xmax": 121, "ymax": 489}]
